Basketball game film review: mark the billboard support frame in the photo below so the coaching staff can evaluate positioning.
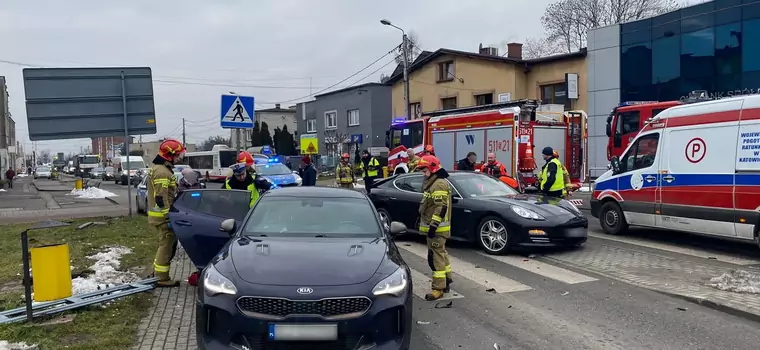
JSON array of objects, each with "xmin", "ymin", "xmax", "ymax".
[{"xmin": 120, "ymin": 71, "xmax": 133, "ymax": 217}]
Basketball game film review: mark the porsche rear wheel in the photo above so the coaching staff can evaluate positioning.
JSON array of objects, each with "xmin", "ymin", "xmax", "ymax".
[{"xmin": 477, "ymin": 216, "xmax": 510, "ymax": 255}]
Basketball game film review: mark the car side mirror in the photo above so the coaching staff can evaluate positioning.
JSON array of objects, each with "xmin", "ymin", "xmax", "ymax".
[
  {"xmin": 389, "ymin": 221, "xmax": 407, "ymax": 235},
  {"xmin": 219, "ymin": 218, "xmax": 236, "ymax": 234},
  {"xmin": 610, "ymin": 156, "xmax": 621, "ymax": 174},
  {"xmin": 452, "ymin": 197, "xmax": 460, "ymax": 204}
]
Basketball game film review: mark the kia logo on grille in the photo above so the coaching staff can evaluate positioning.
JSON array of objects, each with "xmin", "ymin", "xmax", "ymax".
[{"xmin": 297, "ymin": 287, "xmax": 314, "ymax": 294}]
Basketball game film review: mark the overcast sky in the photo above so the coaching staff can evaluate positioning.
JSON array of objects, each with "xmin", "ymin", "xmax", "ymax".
[{"xmin": 0, "ymin": 0, "xmax": 556, "ymax": 155}]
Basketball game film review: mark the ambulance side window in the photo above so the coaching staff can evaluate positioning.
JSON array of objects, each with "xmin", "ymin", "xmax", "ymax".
[{"xmin": 619, "ymin": 133, "xmax": 660, "ymax": 173}]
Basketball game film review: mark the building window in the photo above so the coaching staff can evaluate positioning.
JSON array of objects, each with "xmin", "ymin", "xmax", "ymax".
[
  {"xmin": 437, "ymin": 61, "xmax": 455, "ymax": 82},
  {"xmin": 620, "ymin": 43, "xmax": 653, "ymax": 101},
  {"xmin": 651, "ymin": 34, "xmax": 681, "ymax": 100},
  {"xmin": 306, "ymin": 119, "xmax": 316, "ymax": 133},
  {"xmin": 441, "ymin": 97, "xmax": 457, "ymax": 110},
  {"xmin": 410, "ymin": 102, "xmax": 422, "ymax": 120},
  {"xmin": 347, "ymin": 109, "xmax": 359, "ymax": 126},
  {"xmin": 715, "ymin": 22, "xmax": 741, "ymax": 93},
  {"xmin": 245, "ymin": 130, "xmax": 252, "ymax": 142},
  {"xmin": 324, "ymin": 111, "xmax": 337, "ymax": 129},
  {"xmin": 681, "ymin": 27, "xmax": 715, "ymax": 93},
  {"xmin": 474, "ymin": 93, "xmax": 493, "ymax": 106},
  {"xmin": 539, "ymin": 83, "xmax": 571, "ymax": 110}
]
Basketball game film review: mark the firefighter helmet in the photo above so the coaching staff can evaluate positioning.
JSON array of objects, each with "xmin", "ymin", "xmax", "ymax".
[
  {"xmin": 157, "ymin": 139, "xmax": 186, "ymax": 161},
  {"xmin": 416, "ymin": 155, "xmax": 442, "ymax": 173},
  {"xmin": 237, "ymin": 151, "xmax": 254, "ymax": 165},
  {"xmin": 424, "ymin": 145, "xmax": 435, "ymax": 154},
  {"xmin": 341, "ymin": 153, "xmax": 350, "ymax": 159}
]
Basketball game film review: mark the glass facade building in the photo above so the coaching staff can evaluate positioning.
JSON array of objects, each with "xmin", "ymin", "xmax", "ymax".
[{"xmin": 620, "ymin": 0, "xmax": 760, "ymax": 102}]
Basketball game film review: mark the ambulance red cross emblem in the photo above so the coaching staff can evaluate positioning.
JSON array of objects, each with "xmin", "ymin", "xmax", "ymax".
[{"xmin": 685, "ymin": 137, "xmax": 706, "ymax": 163}]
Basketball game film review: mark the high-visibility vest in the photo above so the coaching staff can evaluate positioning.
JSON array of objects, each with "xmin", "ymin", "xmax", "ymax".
[
  {"xmin": 539, "ymin": 158, "xmax": 566, "ymax": 192},
  {"xmin": 361, "ymin": 158, "xmax": 380, "ymax": 177},
  {"xmin": 224, "ymin": 179, "xmax": 260, "ymax": 208}
]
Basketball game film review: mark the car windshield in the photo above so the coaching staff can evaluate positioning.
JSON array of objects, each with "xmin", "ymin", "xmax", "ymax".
[
  {"xmin": 123, "ymin": 161, "xmax": 144, "ymax": 170},
  {"xmin": 243, "ymin": 197, "xmax": 381, "ymax": 237},
  {"xmin": 255, "ymin": 163, "xmax": 292, "ymax": 176},
  {"xmin": 105, "ymin": 167, "xmax": 114, "ymax": 173},
  {"xmin": 450, "ymin": 173, "xmax": 519, "ymax": 197},
  {"xmin": 37, "ymin": 167, "xmax": 50, "ymax": 172},
  {"xmin": 93, "ymin": 167, "xmax": 104, "ymax": 172}
]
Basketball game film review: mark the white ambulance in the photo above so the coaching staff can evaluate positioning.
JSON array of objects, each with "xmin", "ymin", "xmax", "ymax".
[{"xmin": 590, "ymin": 94, "xmax": 760, "ymax": 249}]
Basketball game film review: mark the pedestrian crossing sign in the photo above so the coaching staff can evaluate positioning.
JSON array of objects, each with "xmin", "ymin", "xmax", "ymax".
[{"xmin": 220, "ymin": 94, "xmax": 255, "ymax": 129}]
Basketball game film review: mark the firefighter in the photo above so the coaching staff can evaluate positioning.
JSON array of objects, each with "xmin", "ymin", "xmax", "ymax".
[
  {"xmin": 358, "ymin": 150, "xmax": 381, "ymax": 194},
  {"xmin": 552, "ymin": 150, "xmax": 573, "ymax": 198},
  {"xmin": 147, "ymin": 138, "xmax": 186, "ymax": 288},
  {"xmin": 407, "ymin": 150, "xmax": 420, "ymax": 172},
  {"xmin": 481, "ymin": 152, "xmax": 508, "ymax": 177},
  {"xmin": 237, "ymin": 151, "xmax": 257, "ymax": 177},
  {"xmin": 222, "ymin": 162, "xmax": 272, "ymax": 207},
  {"xmin": 416, "ymin": 155, "xmax": 453, "ymax": 301},
  {"xmin": 335, "ymin": 153, "xmax": 355, "ymax": 188},
  {"xmin": 539, "ymin": 146, "xmax": 566, "ymax": 198}
]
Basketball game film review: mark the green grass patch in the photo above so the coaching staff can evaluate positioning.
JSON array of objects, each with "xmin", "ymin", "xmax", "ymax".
[{"xmin": 0, "ymin": 216, "xmax": 156, "ymax": 350}]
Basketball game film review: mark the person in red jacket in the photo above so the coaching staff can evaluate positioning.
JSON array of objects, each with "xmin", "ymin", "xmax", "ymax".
[
  {"xmin": 5, "ymin": 168, "xmax": 15, "ymax": 189},
  {"xmin": 481, "ymin": 153, "xmax": 507, "ymax": 177}
]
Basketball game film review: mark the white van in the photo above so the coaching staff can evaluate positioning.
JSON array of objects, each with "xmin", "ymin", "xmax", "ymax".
[
  {"xmin": 590, "ymin": 94, "xmax": 760, "ymax": 249},
  {"xmin": 113, "ymin": 156, "xmax": 147, "ymax": 185}
]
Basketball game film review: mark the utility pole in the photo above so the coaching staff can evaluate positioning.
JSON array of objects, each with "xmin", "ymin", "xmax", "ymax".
[
  {"xmin": 401, "ymin": 33, "xmax": 410, "ymax": 120},
  {"xmin": 182, "ymin": 118, "xmax": 186, "ymax": 146}
]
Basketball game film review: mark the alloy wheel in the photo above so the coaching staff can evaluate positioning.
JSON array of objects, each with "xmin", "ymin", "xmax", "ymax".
[{"xmin": 479, "ymin": 220, "xmax": 508, "ymax": 253}]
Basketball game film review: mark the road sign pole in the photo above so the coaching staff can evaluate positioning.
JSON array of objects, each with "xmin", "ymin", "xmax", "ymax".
[{"xmin": 121, "ymin": 71, "xmax": 133, "ymax": 217}]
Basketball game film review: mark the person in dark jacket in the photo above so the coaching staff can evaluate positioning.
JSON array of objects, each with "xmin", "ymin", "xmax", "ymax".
[
  {"xmin": 538, "ymin": 147, "xmax": 566, "ymax": 198},
  {"xmin": 457, "ymin": 152, "xmax": 477, "ymax": 171},
  {"xmin": 298, "ymin": 156, "xmax": 318, "ymax": 186},
  {"xmin": 178, "ymin": 169, "xmax": 202, "ymax": 192}
]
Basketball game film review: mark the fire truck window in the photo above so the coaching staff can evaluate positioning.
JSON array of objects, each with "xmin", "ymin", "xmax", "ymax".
[
  {"xmin": 391, "ymin": 129, "xmax": 402, "ymax": 147},
  {"xmin": 616, "ymin": 111, "xmax": 641, "ymax": 134},
  {"xmin": 621, "ymin": 133, "xmax": 660, "ymax": 172},
  {"xmin": 652, "ymin": 108, "xmax": 666, "ymax": 117},
  {"xmin": 411, "ymin": 124, "xmax": 424, "ymax": 147}
]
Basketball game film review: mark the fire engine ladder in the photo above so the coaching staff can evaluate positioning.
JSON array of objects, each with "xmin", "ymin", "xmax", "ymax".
[
  {"xmin": 0, "ymin": 277, "xmax": 158, "ymax": 324},
  {"xmin": 423, "ymin": 99, "xmax": 541, "ymax": 118},
  {"xmin": 566, "ymin": 111, "xmax": 584, "ymax": 181}
]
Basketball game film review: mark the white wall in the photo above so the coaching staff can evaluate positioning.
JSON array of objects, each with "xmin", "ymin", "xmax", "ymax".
[{"xmin": 587, "ymin": 24, "xmax": 621, "ymax": 177}]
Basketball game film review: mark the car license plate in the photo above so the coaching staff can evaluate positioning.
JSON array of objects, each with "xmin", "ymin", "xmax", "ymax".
[
  {"xmin": 565, "ymin": 227, "xmax": 587, "ymax": 237},
  {"xmin": 268, "ymin": 323, "xmax": 338, "ymax": 341}
]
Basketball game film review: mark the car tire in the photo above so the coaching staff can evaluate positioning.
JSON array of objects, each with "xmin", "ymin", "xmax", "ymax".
[
  {"xmin": 599, "ymin": 201, "xmax": 628, "ymax": 235},
  {"xmin": 476, "ymin": 216, "xmax": 511, "ymax": 255},
  {"xmin": 136, "ymin": 196, "xmax": 145, "ymax": 213},
  {"xmin": 376, "ymin": 207, "xmax": 392, "ymax": 232}
]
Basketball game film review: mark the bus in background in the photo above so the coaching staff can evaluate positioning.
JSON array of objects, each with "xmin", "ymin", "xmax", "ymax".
[
  {"xmin": 177, "ymin": 144, "xmax": 239, "ymax": 182},
  {"xmin": 73, "ymin": 154, "xmax": 101, "ymax": 177}
]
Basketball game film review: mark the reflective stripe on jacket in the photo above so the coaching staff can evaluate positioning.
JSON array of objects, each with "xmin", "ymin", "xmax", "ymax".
[
  {"xmin": 418, "ymin": 175, "xmax": 452, "ymax": 237},
  {"xmin": 224, "ymin": 179, "xmax": 260, "ymax": 208},
  {"xmin": 336, "ymin": 163, "xmax": 355, "ymax": 184},
  {"xmin": 539, "ymin": 158, "xmax": 566, "ymax": 192},
  {"xmin": 147, "ymin": 163, "xmax": 177, "ymax": 224}
]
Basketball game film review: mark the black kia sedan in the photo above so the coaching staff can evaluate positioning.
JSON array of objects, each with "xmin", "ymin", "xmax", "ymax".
[
  {"xmin": 369, "ymin": 171, "xmax": 588, "ymax": 254},
  {"xmin": 171, "ymin": 187, "xmax": 413, "ymax": 350}
]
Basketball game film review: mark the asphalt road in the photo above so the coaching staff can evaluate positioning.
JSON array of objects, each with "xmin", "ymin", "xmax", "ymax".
[{"xmin": 91, "ymin": 181, "xmax": 760, "ymax": 349}]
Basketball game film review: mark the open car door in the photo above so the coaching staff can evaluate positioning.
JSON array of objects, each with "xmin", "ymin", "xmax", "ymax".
[{"xmin": 168, "ymin": 189, "xmax": 252, "ymax": 270}]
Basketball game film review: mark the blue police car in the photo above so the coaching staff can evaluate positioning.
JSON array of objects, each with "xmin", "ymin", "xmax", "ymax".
[{"xmin": 254, "ymin": 158, "xmax": 302, "ymax": 187}]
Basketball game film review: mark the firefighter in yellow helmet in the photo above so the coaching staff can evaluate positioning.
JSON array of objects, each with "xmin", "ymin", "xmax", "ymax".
[
  {"xmin": 416, "ymin": 155, "xmax": 453, "ymax": 300},
  {"xmin": 335, "ymin": 153, "xmax": 355, "ymax": 188},
  {"xmin": 147, "ymin": 138, "xmax": 186, "ymax": 287}
]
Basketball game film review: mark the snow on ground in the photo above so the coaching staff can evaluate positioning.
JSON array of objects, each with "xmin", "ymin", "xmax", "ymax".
[
  {"xmin": 71, "ymin": 246, "xmax": 138, "ymax": 295},
  {"xmin": 67, "ymin": 187, "xmax": 117, "ymax": 199},
  {"xmin": 16, "ymin": 174, "xmax": 28, "ymax": 178},
  {"xmin": 0, "ymin": 341, "xmax": 38, "ymax": 350},
  {"xmin": 706, "ymin": 269, "xmax": 760, "ymax": 294},
  {"xmin": 0, "ymin": 189, "xmax": 5, "ymax": 192}
]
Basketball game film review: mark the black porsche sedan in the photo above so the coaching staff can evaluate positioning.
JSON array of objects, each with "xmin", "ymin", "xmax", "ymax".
[
  {"xmin": 369, "ymin": 171, "xmax": 588, "ymax": 254},
  {"xmin": 169, "ymin": 187, "xmax": 413, "ymax": 350}
]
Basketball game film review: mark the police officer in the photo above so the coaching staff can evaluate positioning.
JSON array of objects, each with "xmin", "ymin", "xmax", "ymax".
[
  {"xmin": 147, "ymin": 138, "xmax": 186, "ymax": 287},
  {"xmin": 236, "ymin": 151, "xmax": 257, "ymax": 178},
  {"xmin": 539, "ymin": 146, "xmax": 566, "ymax": 198},
  {"xmin": 415, "ymin": 155, "xmax": 453, "ymax": 301},
  {"xmin": 335, "ymin": 153, "xmax": 355, "ymax": 188},
  {"xmin": 358, "ymin": 150, "xmax": 381, "ymax": 194},
  {"xmin": 223, "ymin": 163, "xmax": 272, "ymax": 207}
]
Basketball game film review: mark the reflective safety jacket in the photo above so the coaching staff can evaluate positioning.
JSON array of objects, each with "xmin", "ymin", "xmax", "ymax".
[
  {"xmin": 223, "ymin": 174, "xmax": 271, "ymax": 207},
  {"xmin": 418, "ymin": 174, "xmax": 452, "ymax": 237},
  {"xmin": 335, "ymin": 162, "xmax": 355, "ymax": 184},
  {"xmin": 408, "ymin": 154, "xmax": 420, "ymax": 172},
  {"xmin": 482, "ymin": 161, "xmax": 507, "ymax": 177},
  {"xmin": 539, "ymin": 157, "xmax": 566, "ymax": 193},
  {"xmin": 359, "ymin": 157, "xmax": 381, "ymax": 177},
  {"xmin": 147, "ymin": 162, "xmax": 177, "ymax": 225}
]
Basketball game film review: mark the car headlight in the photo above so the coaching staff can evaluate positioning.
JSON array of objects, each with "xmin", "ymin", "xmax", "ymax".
[
  {"xmin": 372, "ymin": 267, "xmax": 408, "ymax": 297},
  {"xmin": 203, "ymin": 264, "xmax": 238, "ymax": 296},
  {"xmin": 510, "ymin": 205, "xmax": 545, "ymax": 220},
  {"xmin": 294, "ymin": 175, "xmax": 302, "ymax": 185}
]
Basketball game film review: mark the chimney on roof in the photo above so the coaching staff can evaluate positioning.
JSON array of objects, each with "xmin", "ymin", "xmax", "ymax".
[
  {"xmin": 275, "ymin": 103, "xmax": 281, "ymax": 109},
  {"xmin": 506, "ymin": 43, "xmax": 523, "ymax": 60}
]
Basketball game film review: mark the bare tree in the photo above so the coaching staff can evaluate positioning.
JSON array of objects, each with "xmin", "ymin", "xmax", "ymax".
[
  {"xmin": 541, "ymin": 0, "xmax": 680, "ymax": 53},
  {"xmin": 521, "ymin": 37, "xmax": 567, "ymax": 59},
  {"xmin": 394, "ymin": 31, "xmax": 422, "ymax": 66}
]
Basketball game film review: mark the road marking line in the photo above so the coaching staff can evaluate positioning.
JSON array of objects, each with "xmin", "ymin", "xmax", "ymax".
[
  {"xmin": 588, "ymin": 232, "xmax": 760, "ymax": 265},
  {"xmin": 476, "ymin": 252, "xmax": 598, "ymax": 284},
  {"xmin": 397, "ymin": 242, "xmax": 532, "ymax": 293},
  {"xmin": 409, "ymin": 269, "xmax": 464, "ymax": 301}
]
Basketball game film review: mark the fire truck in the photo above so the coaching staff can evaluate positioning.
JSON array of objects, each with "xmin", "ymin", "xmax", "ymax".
[
  {"xmin": 384, "ymin": 100, "xmax": 589, "ymax": 186},
  {"xmin": 606, "ymin": 90, "xmax": 712, "ymax": 160}
]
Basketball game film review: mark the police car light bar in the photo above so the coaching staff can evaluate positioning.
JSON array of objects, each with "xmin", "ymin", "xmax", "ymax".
[{"xmin": 391, "ymin": 118, "xmax": 407, "ymax": 125}]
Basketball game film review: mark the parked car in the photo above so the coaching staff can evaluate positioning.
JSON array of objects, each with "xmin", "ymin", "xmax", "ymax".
[
  {"xmin": 167, "ymin": 187, "xmax": 412, "ymax": 349},
  {"xmin": 369, "ymin": 171, "xmax": 588, "ymax": 254},
  {"xmin": 35, "ymin": 166, "xmax": 52, "ymax": 179},
  {"xmin": 89, "ymin": 167, "xmax": 105, "ymax": 179},
  {"xmin": 102, "ymin": 167, "xmax": 116, "ymax": 181}
]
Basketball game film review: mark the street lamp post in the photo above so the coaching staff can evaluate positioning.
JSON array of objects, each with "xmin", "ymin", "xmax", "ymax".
[{"xmin": 381, "ymin": 19, "xmax": 410, "ymax": 120}]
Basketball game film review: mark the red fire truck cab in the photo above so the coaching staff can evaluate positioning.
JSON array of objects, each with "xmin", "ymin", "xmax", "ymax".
[{"xmin": 384, "ymin": 100, "xmax": 589, "ymax": 187}]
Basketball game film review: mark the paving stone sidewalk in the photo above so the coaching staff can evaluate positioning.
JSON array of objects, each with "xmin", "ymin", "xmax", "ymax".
[
  {"xmin": 134, "ymin": 247, "xmax": 198, "ymax": 350},
  {"xmin": 544, "ymin": 243, "xmax": 760, "ymax": 320}
]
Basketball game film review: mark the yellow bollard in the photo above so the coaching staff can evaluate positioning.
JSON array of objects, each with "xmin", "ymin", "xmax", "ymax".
[
  {"xmin": 383, "ymin": 166, "xmax": 389, "ymax": 178},
  {"xmin": 30, "ymin": 243, "xmax": 72, "ymax": 302},
  {"xmin": 74, "ymin": 177, "xmax": 83, "ymax": 190}
]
